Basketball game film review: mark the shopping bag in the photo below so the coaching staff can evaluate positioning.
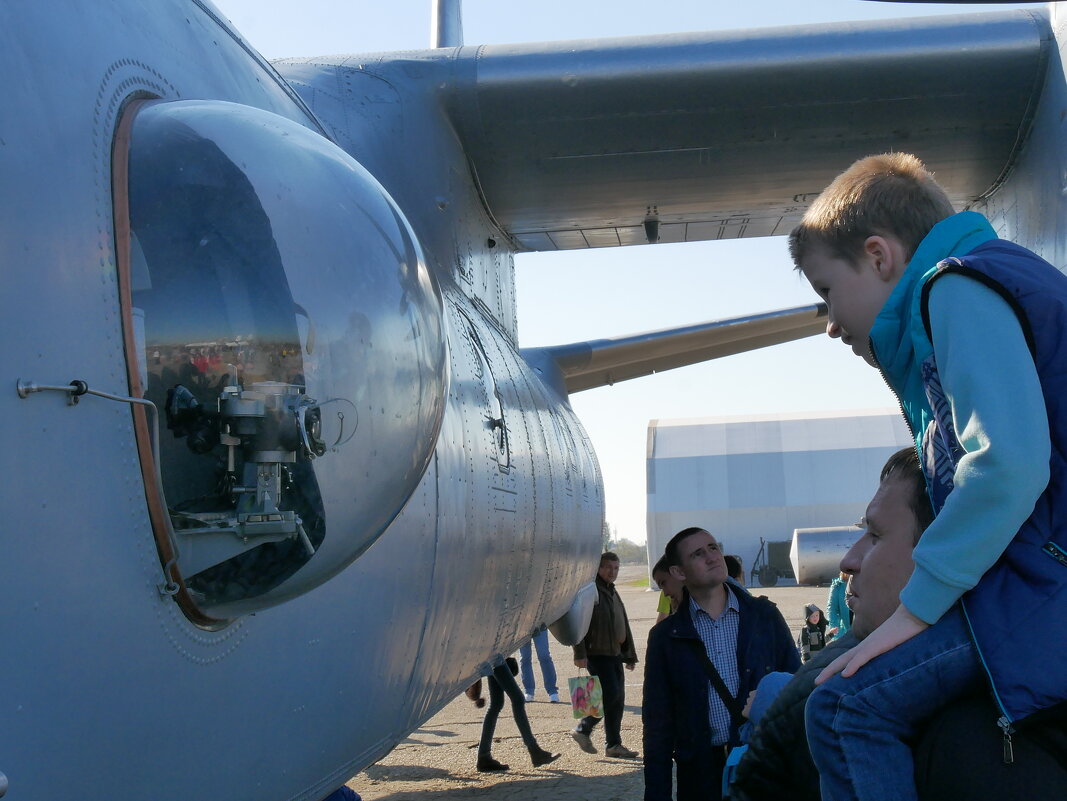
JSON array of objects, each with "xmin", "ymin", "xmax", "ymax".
[{"xmin": 567, "ymin": 673, "xmax": 604, "ymax": 719}]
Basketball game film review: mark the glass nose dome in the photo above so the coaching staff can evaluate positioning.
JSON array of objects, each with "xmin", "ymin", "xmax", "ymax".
[{"xmin": 122, "ymin": 99, "xmax": 447, "ymax": 621}]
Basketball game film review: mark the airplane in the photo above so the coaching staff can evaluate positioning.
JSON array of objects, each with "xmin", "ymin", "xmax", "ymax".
[{"xmin": 1, "ymin": 1, "xmax": 1061, "ymax": 798}]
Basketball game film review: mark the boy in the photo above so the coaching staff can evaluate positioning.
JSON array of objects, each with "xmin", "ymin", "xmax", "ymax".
[
  {"xmin": 790, "ymin": 153, "xmax": 1067, "ymax": 801},
  {"xmin": 722, "ymin": 671, "xmax": 795, "ymax": 796},
  {"xmin": 796, "ymin": 604, "xmax": 827, "ymax": 663},
  {"xmin": 652, "ymin": 555, "xmax": 684, "ymax": 622}
]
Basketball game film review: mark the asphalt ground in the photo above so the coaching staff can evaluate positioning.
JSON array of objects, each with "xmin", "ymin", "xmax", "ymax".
[{"xmin": 344, "ymin": 566, "xmax": 829, "ymax": 801}]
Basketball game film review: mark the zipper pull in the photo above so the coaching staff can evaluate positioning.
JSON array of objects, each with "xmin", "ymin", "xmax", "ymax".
[{"xmin": 998, "ymin": 715, "xmax": 1014, "ymax": 764}]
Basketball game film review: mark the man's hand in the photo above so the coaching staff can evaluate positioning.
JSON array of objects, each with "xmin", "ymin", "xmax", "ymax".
[
  {"xmin": 815, "ymin": 604, "xmax": 929, "ymax": 685},
  {"xmin": 625, "ymin": 662, "xmax": 636, "ymax": 671},
  {"xmin": 574, "ymin": 658, "xmax": 587, "ymax": 669}
]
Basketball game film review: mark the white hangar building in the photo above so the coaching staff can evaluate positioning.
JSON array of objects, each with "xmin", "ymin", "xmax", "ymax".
[{"xmin": 645, "ymin": 409, "xmax": 914, "ymax": 585}]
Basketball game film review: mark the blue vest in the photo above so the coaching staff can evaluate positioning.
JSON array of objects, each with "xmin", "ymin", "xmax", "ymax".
[{"xmin": 910, "ymin": 239, "xmax": 1067, "ymax": 726}]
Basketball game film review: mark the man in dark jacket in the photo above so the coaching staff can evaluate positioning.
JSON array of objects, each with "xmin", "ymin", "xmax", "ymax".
[
  {"xmin": 571, "ymin": 551, "xmax": 639, "ymax": 759},
  {"xmin": 643, "ymin": 527, "xmax": 798, "ymax": 801},
  {"xmin": 728, "ymin": 447, "xmax": 1067, "ymax": 801}
]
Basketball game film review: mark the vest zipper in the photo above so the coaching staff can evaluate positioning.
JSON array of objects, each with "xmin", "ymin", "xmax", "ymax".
[
  {"xmin": 961, "ymin": 600, "xmax": 1015, "ymax": 754},
  {"xmin": 869, "ymin": 335, "xmax": 1016, "ymax": 747},
  {"xmin": 867, "ymin": 339, "xmax": 914, "ymax": 441},
  {"xmin": 998, "ymin": 715, "xmax": 1015, "ymax": 764}
]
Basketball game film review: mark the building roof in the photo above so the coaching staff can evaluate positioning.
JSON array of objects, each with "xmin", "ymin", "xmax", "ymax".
[{"xmin": 647, "ymin": 408, "xmax": 910, "ymax": 459}]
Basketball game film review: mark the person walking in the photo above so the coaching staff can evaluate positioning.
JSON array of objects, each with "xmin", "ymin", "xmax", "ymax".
[{"xmin": 570, "ymin": 552, "xmax": 640, "ymax": 759}]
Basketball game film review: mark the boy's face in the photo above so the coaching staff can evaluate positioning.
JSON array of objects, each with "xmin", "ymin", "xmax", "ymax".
[{"xmin": 800, "ymin": 239, "xmax": 901, "ymax": 365}]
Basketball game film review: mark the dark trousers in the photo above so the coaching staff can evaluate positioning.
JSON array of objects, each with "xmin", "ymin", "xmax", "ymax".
[
  {"xmin": 677, "ymin": 745, "xmax": 727, "ymax": 801},
  {"xmin": 576, "ymin": 654, "xmax": 625, "ymax": 748},
  {"xmin": 478, "ymin": 663, "xmax": 538, "ymax": 757}
]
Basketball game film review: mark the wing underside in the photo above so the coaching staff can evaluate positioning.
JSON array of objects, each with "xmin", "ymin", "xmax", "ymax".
[
  {"xmin": 446, "ymin": 10, "xmax": 1050, "ymax": 251},
  {"xmin": 277, "ymin": 10, "xmax": 1051, "ymax": 391}
]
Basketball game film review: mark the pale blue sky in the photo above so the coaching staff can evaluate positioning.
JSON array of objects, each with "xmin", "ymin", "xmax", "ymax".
[{"xmin": 215, "ymin": 0, "xmax": 1040, "ymax": 543}]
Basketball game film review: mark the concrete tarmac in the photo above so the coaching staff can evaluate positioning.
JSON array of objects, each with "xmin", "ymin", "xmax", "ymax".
[{"xmin": 344, "ymin": 566, "xmax": 830, "ymax": 800}]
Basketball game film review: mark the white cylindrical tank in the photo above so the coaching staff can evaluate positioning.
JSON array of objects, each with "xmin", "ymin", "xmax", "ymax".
[{"xmin": 790, "ymin": 526, "xmax": 862, "ymax": 585}]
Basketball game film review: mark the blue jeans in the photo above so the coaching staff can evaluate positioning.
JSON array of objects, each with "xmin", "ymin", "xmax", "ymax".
[
  {"xmin": 805, "ymin": 606, "xmax": 982, "ymax": 801},
  {"xmin": 519, "ymin": 630, "xmax": 558, "ymax": 696}
]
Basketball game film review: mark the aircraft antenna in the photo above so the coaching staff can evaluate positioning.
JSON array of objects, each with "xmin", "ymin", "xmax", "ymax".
[{"xmin": 431, "ymin": 0, "xmax": 463, "ymax": 48}]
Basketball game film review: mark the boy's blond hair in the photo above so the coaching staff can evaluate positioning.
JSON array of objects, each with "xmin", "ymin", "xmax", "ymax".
[{"xmin": 788, "ymin": 153, "xmax": 955, "ymax": 269}]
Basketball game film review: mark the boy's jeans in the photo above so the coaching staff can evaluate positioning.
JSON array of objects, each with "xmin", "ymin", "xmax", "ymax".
[{"xmin": 805, "ymin": 605, "xmax": 982, "ymax": 801}]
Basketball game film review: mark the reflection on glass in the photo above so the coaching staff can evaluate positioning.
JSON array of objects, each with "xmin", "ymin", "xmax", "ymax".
[
  {"xmin": 129, "ymin": 110, "xmax": 325, "ymax": 606},
  {"xmin": 123, "ymin": 99, "xmax": 447, "ymax": 620}
]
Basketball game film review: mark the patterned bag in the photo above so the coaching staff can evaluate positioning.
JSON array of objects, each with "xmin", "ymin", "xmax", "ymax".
[{"xmin": 567, "ymin": 673, "xmax": 604, "ymax": 719}]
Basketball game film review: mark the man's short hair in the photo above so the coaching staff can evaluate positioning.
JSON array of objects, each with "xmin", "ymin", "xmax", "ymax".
[
  {"xmin": 788, "ymin": 153, "xmax": 955, "ymax": 269},
  {"xmin": 880, "ymin": 447, "xmax": 935, "ymax": 541},
  {"xmin": 664, "ymin": 527, "xmax": 710, "ymax": 568},
  {"xmin": 600, "ymin": 551, "xmax": 620, "ymax": 566},
  {"xmin": 724, "ymin": 554, "xmax": 743, "ymax": 581},
  {"xmin": 652, "ymin": 555, "xmax": 669, "ymax": 578}
]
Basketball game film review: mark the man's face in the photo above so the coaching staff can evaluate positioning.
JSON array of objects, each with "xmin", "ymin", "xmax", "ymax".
[
  {"xmin": 800, "ymin": 242, "xmax": 896, "ymax": 365},
  {"xmin": 670, "ymin": 530, "xmax": 726, "ymax": 590},
  {"xmin": 598, "ymin": 558, "xmax": 620, "ymax": 584},
  {"xmin": 653, "ymin": 569, "xmax": 684, "ymax": 606},
  {"xmin": 841, "ymin": 475, "xmax": 920, "ymax": 639}
]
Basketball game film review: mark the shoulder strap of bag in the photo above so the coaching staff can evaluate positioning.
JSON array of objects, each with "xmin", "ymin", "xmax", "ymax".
[{"xmin": 686, "ymin": 639, "xmax": 745, "ymax": 730}]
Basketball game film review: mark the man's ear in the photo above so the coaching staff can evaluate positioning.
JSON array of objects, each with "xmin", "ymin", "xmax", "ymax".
[
  {"xmin": 668, "ymin": 564, "xmax": 686, "ymax": 582},
  {"xmin": 863, "ymin": 235, "xmax": 907, "ymax": 281}
]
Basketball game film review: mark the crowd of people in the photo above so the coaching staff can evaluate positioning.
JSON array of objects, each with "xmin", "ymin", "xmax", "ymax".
[
  {"xmin": 322, "ymin": 151, "xmax": 1067, "ymax": 800},
  {"xmin": 447, "ymin": 442, "xmax": 1065, "ymax": 800}
]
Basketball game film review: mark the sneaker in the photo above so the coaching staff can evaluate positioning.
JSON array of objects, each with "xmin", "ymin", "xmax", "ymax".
[
  {"xmin": 548, "ymin": 692, "xmax": 560, "ymax": 703},
  {"xmin": 523, "ymin": 692, "xmax": 535, "ymax": 702},
  {"xmin": 530, "ymin": 747, "xmax": 561, "ymax": 768},
  {"xmin": 605, "ymin": 744, "xmax": 639, "ymax": 759},
  {"xmin": 476, "ymin": 756, "xmax": 509, "ymax": 772},
  {"xmin": 570, "ymin": 729, "xmax": 597, "ymax": 754}
]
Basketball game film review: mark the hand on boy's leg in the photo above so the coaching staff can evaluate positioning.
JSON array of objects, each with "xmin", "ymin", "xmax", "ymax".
[{"xmin": 815, "ymin": 604, "xmax": 928, "ymax": 685}]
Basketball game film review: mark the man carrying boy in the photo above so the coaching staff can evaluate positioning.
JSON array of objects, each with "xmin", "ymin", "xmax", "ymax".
[
  {"xmin": 730, "ymin": 447, "xmax": 1067, "ymax": 801},
  {"xmin": 790, "ymin": 153, "xmax": 1067, "ymax": 801}
]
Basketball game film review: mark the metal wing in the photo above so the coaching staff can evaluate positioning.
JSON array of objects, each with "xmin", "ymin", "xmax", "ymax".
[
  {"xmin": 523, "ymin": 303, "xmax": 827, "ymax": 394},
  {"xmin": 447, "ymin": 10, "xmax": 1050, "ymax": 251}
]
